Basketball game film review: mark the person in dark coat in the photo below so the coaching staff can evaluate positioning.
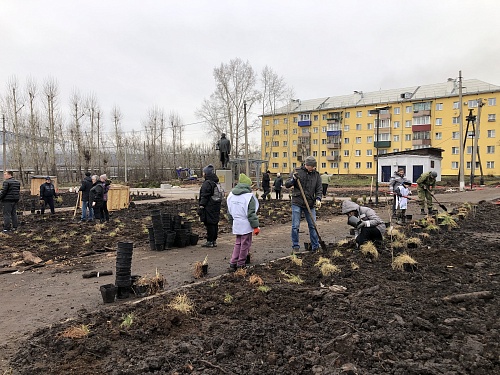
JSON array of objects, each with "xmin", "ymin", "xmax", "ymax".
[
  {"xmin": 0, "ymin": 170, "xmax": 21, "ymax": 232},
  {"xmin": 99, "ymin": 174, "xmax": 111, "ymax": 222},
  {"xmin": 216, "ymin": 133, "xmax": 231, "ymax": 169},
  {"xmin": 284, "ymin": 156, "xmax": 323, "ymax": 252},
  {"xmin": 89, "ymin": 175, "xmax": 104, "ymax": 222},
  {"xmin": 273, "ymin": 172, "xmax": 283, "ymax": 199},
  {"xmin": 262, "ymin": 170, "xmax": 271, "ymax": 201},
  {"xmin": 40, "ymin": 176, "xmax": 58, "ymax": 215},
  {"xmin": 198, "ymin": 164, "xmax": 222, "ymax": 247},
  {"xmin": 79, "ymin": 171, "xmax": 93, "ymax": 222}
]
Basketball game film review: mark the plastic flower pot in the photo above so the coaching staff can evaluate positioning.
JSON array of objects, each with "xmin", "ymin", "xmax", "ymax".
[
  {"xmin": 202, "ymin": 264, "xmax": 208, "ymax": 275},
  {"xmin": 100, "ymin": 284, "xmax": 117, "ymax": 303},
  {"xmin": 403, "ymin": 263, "xmax": 418, "ymax": 272}
]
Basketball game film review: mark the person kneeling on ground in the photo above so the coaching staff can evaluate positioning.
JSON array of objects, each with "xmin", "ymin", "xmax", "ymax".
[
  {"xmin": 341, "ymin": 200, "xmax": 385, "ymax": 247},
  {"xmin": 227, "ymin": 173, "xmax": 260, "ymax": 271}
]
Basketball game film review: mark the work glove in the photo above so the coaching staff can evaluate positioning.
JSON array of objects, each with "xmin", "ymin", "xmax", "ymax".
[
  {"xmin": 356, "ymin": 221, "xmax": 367, "ymax": 229},
  {"xmin": 422, "ymin": 185, "xmax": 427, "ymax": 190},
  {"xmin": 293, "ymin": 172, "xmax": 299, "ymax": 180},
  {"xmin": 253, "ymin": 227, "xmax": 260, "ymax": 236},
  {"xmin": 315, "ymin": 200, "xmax": 321, "ymax": 210}
]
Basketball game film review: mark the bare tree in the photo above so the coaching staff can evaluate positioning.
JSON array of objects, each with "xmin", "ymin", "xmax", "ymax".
[
  {"xmin": 43, "ymin": 77, "xmax": 60, "ymax": 176},
  {"xmin": 143, "ymin": 106, "xmax": 165, "ymax": 180},
  {"xmin": 169, "ymin": 111, "xmax": 183, "ymax": 168},
  {"xmin": 111, "ymin": 105, "xmax": 123, "ymax": 178},
  {"xmin": 69, "ymin": 91, "xmax": 86, "ymax": 176},
  {"xmin": 26, "ymin": 77, "xmax": 42, "ymax": 174}
]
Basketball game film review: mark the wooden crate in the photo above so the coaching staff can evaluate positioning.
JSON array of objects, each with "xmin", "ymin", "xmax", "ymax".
[
  {"xmin": 30, "ymin": 176, "xmax": 58, "ymax": 196},
  {"xmin": 107, "ymin": 184, "xmax": 130, "ymax": 211}
]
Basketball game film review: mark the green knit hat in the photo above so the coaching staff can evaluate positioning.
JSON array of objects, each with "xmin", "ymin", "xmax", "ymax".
[{"xmin": 238, "ymin": 173, "xmax": 251, "ymax": 185}]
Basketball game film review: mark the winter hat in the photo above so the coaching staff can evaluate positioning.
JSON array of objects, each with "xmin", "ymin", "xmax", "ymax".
[
  {"xmin": 45, "ymin": 176, "xmax": 51, "ymax": 181},
  {"xmin": 238, "ymin": 173, "xmax": 252, "ymax": 185},
  {"xmin": 203, "ymin": 164, "xmax": 214, "ymax": 175},
  {"xmin": 304, "ymin": 156, "xmax": 317, "ymax": 167},
  {"xmin": 85, "ymin": 172, "xmax": 91, "ymax": 177}
]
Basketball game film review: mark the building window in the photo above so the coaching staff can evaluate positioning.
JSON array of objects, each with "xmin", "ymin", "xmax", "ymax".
[
  {"xmin": 413, "ymin": 116, "xmax": 430, "ymax": 125},
  {"xmin": 322, "ymin": 139, "xmax": 327, "ymax": 144},
  {"xmin": 356, "ymin": 111, "xmax": 362, "ymax": 118},
  {"xmin": 322, "ymin": 114, "xmax": 327, "ymax": 120},
  {"xmin": 293, "ymin": 128, "xmax": 297, "ymax": 134},
  {"xmin": 487, "ymin": 130, "xmax": 496, "ymax": 138},
  {"xmin": 452, "ymin": 132, "xmax": 459, "ymax": 139},
  {"xmin": 355, "ymin": 150, "xmax": 361, "ymax": 156},
  {"xmin": 367, "ymin": 136, "xmax": 373, "ymax": 143},
  {"xmin": 293, "ymin": 117, "xmax": 298, "ymax": 123},
  {"xmin": 393, "ymin": 121, "xmax": 400, "ymax": 128},
  {"xmin": 366, "ymin": 149, "xmax": 373, "ymax": 156},
  {"xmin": 265, "ymin": 142, "xmax": 269, "ymax": 147},
  {"xmin": 265, "ymin": 152, "xmax": 269, "ymax": 158},
  {"xmin": 345, "ymin": 112, "xmax": 350, "ymax": 118},
  {"xmin": 272, "ymin": 141, "xmax": 279, "ymax": 146},
  {"xmin": 451, "ymin": 147, "xmax": 459, "ymax": 154},
  {"xmin": 273, "ymin": 130, "xmax": 279, "ymax": 135},
  {"xmin": 321, "ymin": 150, "xmax": 326, "ymax": 156},
  {"xmin": 488, "ymin": 114, "xmax": 496, "ymax": 122},
  {"xmin": 436, "ymin": 103, "xmax": 443, "ymax": 110},
  {"xmin": 265, "ymin": 130, "xmax": 270, "ymax": 136},
  {"xmin": 452, "ymin": 117, "xmax": 460, "ymax": 124},
  {"xmin": 272, "ymin": 163, "xmax": 279, "ymax": 168},
  {"xmin": 299, "ymin": 114, "xmax": 310, "ymax": 121},
  {"xmin": 344, "ymin": 150, "xmax": 349, "ymax": 156},
  {"xmin": 451, "ymin": 161, "xmax": 459, "ymax": 169},
  {"xmin": 394, "ymin": 107, "xmax": 400, "ymax": 114},
  {"xmin": 313, "ymin": 151, "xmax": 318, "ymax": 157},
  {"xmin": 468, "ymin": 100, "xmax": 478, "ymax": 108},
  {"xmin": 413, "ymin": 102, "xmax": 431, "ymax": 111},
  {"xmin": 283, "ymin": 162, "xmax": 287, "ymax": 169},
  {"xmin": 405, "ymin": 120, "xmax": 411, "ymax": 128},
  {"xmin": 292, "ymin": 140, "xmax": 297, "ymax": 146},
  {"xmin": 367, "ymin": 123, "xmax": 373, "ymax": 130},
  {"xmin": 283, "ymin": 152, "xmax": 288, "ymax": 157},
  {"xmin": 313, "ymin": 139, "xmax": 318, "ymax": 145},
  {"xmin": 488, "ymin": 98, "xmax": 496, "ymax": 106},
  {"xmin": 273, "ymin": 119, "xmax": 279, "ymax": 125},
  {"xmin": 344, "ymin": 125, "xmax": 350, "ymax": 131},
  {"xmin": 292, "ymin": 152, "xmax": 297, "ymax": 157},
  {"xmin": 366, "ymin": 161, "xmax": 372, "ymax": 168},
  {"xmin": 377, "ymin": 133, "xmax": 390, "ymax": 141},
  {"xmin": 322, "ymin": 126, "xmax": 327, "ymax": 132},
  {"xmin": 321, "ymin": 162, "xmax": 326, "ymax": 168},
  {"xmin": 453, "ymin": 101, "xmax": 460, "ymax": 109},
  {"xmin": 284, "ymin": 118, "xmax": 288, "ymax": 124},
  {"xmin": 272, "ymin": 152, "xmax": 279, "ymax": 158},
  {"xmin": 344, "ymin": 138, "xmax": 349, "ymax": 144},
  {"xmin": 283, "ymin": 141, "xmax": 288, "ymax": 146},
  {"xmin": 406, "ymin": 106, "xmax": 412, "ymax": 113},
  {"xmin": 356, "ymin": 137, "xmax": 362, "ymax": 144},
  {"xmin": 487, "ymin": 146, "xmax": 495, "ymax": 154},
  {"xmin": 487, "ymin": 161, "xmax": 495, "ymax": 168},
  {"xmin": 283, "ymin": 129, "xmax": 288, "ymax": 135},
  {"xmin": 356, "ymin": 123, "xmax": 362, "ymax": 131},
  {"xmin": 435, "ymin": 132, "xmax": 442, "ymax": 140},
  {"xmin": 393, "ymin": 135, "xmax": 400, "ymax": 142},
  {"xmin": 405, "ymin": 134, "xmax": 411, "ymax": 141},
  {"xmin": 332, "ymin": 162, "xmax": 338, "ymax": 169},
  {"xmin": 344, "ymin": 162, "xmax": 349, "ymax": 169},
  {"xmin": 314, "ymin": 115, "xmax": 319, "ymax": 121},
  {"xmin": 355, "ymin": 162, "xmax": 361, "ymax": 169},
  {"xmin": 292, "ymin": 163, "xmax": 297, "ymax": 169},
  {"xmin": 313, "ymin": 127, "xmax": 318, "ymax": 133},
  {"xmin": 436, "ymin": 118, "xmax": 442, "ymax": 126}
]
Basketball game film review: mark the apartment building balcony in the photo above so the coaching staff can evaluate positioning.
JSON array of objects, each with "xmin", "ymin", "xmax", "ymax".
[
  {"xmin": 326, "ymin": 142, "xmax": 341, "ymax": 149},
  {"xmin": 380, "ymin": 112, "xmax": 391, "ymax": 120},
  {"xmin": 298, "ymin": 120, "xmax": 312, "ymax": 127},
  {"xmin": 412, "ymin": 124, "xmax": 431, "ymax": 132},
  {"xmin": 326, "ymin": 155, "xmax": 341, "ymax": 162},
  {"xmin": 412, "ymin": 139, "xmax": 432, "ymax": 146},
  {"xmin": 326, "ymin": 130, "xmax": 341, "ymax": 137},
  {"xmin": 374, "ymin": 140, "xmax": 391, "ymax": 148},
  {"xmin": 413, "ymin": 110, "xmax": 431, "ymax": 117}
]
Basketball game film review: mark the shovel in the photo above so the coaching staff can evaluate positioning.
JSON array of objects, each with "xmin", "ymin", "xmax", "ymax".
[
  {"xmin": 428, "ymin": 190, "xmax": 448, "ymax": 212},
  {"xmin": 368, "ymin": 176, "xmax": 373, "ymax": 203},
  {"xmin": 295, "ymin": 178, "xmax": 327, "ymax": 251}
]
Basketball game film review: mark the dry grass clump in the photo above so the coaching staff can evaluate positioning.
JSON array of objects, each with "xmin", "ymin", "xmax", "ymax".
[
  {"xmin": 168, "ymin": 293, "xmax": 195, "ymax": 314},
  {"xmin": 331, "ymin": 249, "xmax": 343, "ymax": 258},
  {"xmin": 392, "ymin": 253, "xmax": 418, "ymax": 271},
  {"xmin": 337, "ymin": 238, "xmax": 350, "ymax": 247},
  {"xmin": 290, "ymin": 253, "xmax": 303, "ymax": 266},
  {"xmin": 280, "ymin": 271, "xmax": 304, "ymax": 284},
  {"xmin": 58, "ymin": 324, "xmax": 90, "ymax": 339},
  {"xmin": 386, "ymin": 227, "xmax": 405, "ymax": 241},
  {"xmin": 248, "ymin": 274, "xmax": 264, "ymax": 286},
  {"xmin": 137, "ymin": 269, "xmax": 166, "ymax": 294},
  {"xmin": 234, "ymin": 267, "xmax": 247, "ymax": 277},
  {"xmin": 351, "ymin": 262, "xmax": 359, "ymax": 270},
  {"xmin": 390, "ymin": 239, "xmax": 407, "ymax": 250},
  {"xmin": 314, "ymin": 256, "xmax": 331, "ymax": 267},
  {"xmin": 360, "ymin": 241, "xmax": 379, "ymax": 260},
  {"xmin": 257, "ymin": 285, "xmax": 271, "ymax": 293},
  {"xmin": 407, "ymin": 237, "xmax": 422, "ymax": 248},
  {"xmin": 320, "ymin": 263, "xmax": 341, "ymax": 277}
]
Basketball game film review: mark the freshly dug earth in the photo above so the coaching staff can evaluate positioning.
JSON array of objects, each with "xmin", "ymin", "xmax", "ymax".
[{"xmin": 8, "ymin": 201, "xmax": 500, "ymax": 374}]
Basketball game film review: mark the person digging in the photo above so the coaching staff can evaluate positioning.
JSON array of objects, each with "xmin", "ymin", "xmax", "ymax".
[{"xmin": 416, "ymin": 170, "xmax": 437, "ymax": 215}]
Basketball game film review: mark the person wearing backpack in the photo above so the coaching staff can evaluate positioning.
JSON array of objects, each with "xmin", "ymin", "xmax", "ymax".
[{"xmin": 198, "ymin": 164, "xmax": 222, "ymax": 248}]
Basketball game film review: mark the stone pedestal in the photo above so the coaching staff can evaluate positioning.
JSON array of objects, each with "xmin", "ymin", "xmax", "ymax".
[{"xmin": 215, "ymin": 169, "xmax": 233, "ymax": 194}]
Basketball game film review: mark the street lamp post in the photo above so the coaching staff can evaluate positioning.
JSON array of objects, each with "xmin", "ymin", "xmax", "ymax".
[{"xmin": 369, "ymin": 106, "xmax": 390, "ymax": 205}]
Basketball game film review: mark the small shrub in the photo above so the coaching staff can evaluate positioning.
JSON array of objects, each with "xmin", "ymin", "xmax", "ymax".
[
  {"xmin": 290, "ymin": 254, "xmax": 303, "ymax": 266},
  {"xmin": 360, "ymin": 241, "xmax": 379, "ymax": 260},
  {"xmin": 120, "ymin": 313, "xmax": 134, "ymax": 329},
  {"xmin": 223, "ymin": 292, "xmax": 233, "ymax": 304},
  {"xmin": 248, "ymin": 274, "xmax": 264, "ymax": 286},
  {"xmin": 168, "ymin": 293, "xmax": 194, "ymax": 314},
  {"xmin": 392, "ymin": 253, "xmax": 418, "ymax": 271},
  {"xmin": 280, "ymin": 271, "xmax": 304, "ymax": 284},
  {"xmin": 257, "ymin": 285, "xmax": 271, "ymax": 293},
  {"xmin": 59, "ymin": 324, "xmax": 90, "ymax": 339},
  {"xmin": 320, "ymin": 263, "xmax": 341, "ymax": 277}
]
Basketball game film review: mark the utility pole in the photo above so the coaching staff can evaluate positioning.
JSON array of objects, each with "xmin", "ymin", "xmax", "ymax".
[
  {"xmin": 244, "ymin": 100, "xmax": 249, "ymax": 175},
  {"xmin": 97, "ymin": 112, "xmax": 101, "ymax": 173},
  {"xmin": 458, "ymin": 71, "xmax": 465, "ymax": 191},
  {"xmin": 2, "ymin": 114, "xmax": 6, "ymax": 173}
]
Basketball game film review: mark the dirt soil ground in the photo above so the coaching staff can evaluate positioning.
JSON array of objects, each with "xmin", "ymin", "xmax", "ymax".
[{"xmin": 1, "ymin": 186, "xmax": 500, "ymax": 374}]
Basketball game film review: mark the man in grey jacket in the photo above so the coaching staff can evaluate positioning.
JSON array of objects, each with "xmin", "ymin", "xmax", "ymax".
[
  {"xmin": 0, "ymin": 170, "xmax": 21, "ymax": 232},
  {"xmin": 341, "ymin": 200, "xmax": 385, "ymax": 247}
]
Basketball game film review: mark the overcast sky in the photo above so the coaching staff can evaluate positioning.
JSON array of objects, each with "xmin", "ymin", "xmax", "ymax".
[{"xmin": 2, "ymin": 0, "xmax": 500, "ymax": 145}]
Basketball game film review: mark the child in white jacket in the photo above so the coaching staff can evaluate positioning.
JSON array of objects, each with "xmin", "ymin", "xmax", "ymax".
[
  {"xmin": 226, "ymin": 173, "xmax": 260, "ymax": 271},
  {"xmin": 395, "ymin": 181, "xmax": 412, "ymax": 223}
]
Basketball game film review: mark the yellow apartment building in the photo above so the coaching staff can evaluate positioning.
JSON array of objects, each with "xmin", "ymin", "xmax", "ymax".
[{"xmin": 261, "ymin": 79, "xmax": 500, "ymax": 180}]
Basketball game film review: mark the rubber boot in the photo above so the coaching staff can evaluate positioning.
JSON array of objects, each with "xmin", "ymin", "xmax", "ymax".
[
  {"xmin": 428, "ymin": 208, "xmax": 433, "ymax": 215},
  {"xmin": 401, "ymin": 209, "xmax": 406, "ymax": 224}
]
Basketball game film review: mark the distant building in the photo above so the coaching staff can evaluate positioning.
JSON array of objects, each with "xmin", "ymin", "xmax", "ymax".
[{"xmin": 261, "ymin": 79, "xmax": 500, "ymax": 178}]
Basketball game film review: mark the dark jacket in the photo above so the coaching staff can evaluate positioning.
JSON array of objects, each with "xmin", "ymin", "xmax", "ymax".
[
  {"xmin": 285, "ymin": 166, "xmax": 322, "ymax": 208},
  {"xmin": 273, "ymin": 176, "xmax": 283, "ymax": 191},
  {"xmin": 217, "ymin": 136, "xmax": 231, "ymax": 154},
  {"xmin": 79, "ymin": 176, "xmax": 93, "ymax": 201},
  {"xmin": 89, "ymin": 182, "xmax": 104, "ymax": 206},
  {"xmin": 0, "ymin": 177, "xmax": 21, "ymax": 202},
  {"xmin": 102, "ymin": 180, "xmax": 111, "ymax": 201},
  {"xmin": 40, "ymin": 182, "xmax": 57, "ymax": 199},
  {"xmin": 198, "ymin": 172, "xmax": 222, "ymax": 224},
  {"xmin": 262, "ymin": 172, "xmax": 271, "ymax": 190}
]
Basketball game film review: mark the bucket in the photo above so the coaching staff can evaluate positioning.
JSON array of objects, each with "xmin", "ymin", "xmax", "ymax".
[
  {"xmin": 100, "ymin": 284, "xmax": 117, "ymax": 303},
  {"xmin": 189, "ymin": 233, "xmax": 199, "ymax": 246}
]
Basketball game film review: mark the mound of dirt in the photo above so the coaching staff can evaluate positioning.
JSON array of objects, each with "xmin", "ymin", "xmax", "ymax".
[{"xmin": 9, "ymin": 202, "xmax": 499, "ymax": 374}]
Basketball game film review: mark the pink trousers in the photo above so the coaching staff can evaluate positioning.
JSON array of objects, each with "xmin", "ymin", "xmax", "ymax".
[{"xmin": 230, "ymin": 232, "xmax": 253, "ymax": 267}]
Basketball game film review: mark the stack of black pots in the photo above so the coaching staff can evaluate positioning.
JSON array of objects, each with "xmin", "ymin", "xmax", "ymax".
[
  {"xmin": 115, "ymin": 241, "xmax": 133, "ymax": 299},
  {"xmin": 151, "ymin": 210, "xmax": 164, "ymax": 251}
]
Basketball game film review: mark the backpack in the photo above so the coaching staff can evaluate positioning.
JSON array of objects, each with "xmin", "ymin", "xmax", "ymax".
[{"xmin": 211, "ymin": 181, "xmax": 225, "ymax": 202}]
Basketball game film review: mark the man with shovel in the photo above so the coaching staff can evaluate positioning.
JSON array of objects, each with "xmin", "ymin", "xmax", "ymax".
[
  {"xmin": 285, "ymin": 156, "xmax": 322, "ymax": 253},
  {"xmin": 416, "ymin": 171, "xmax": 437, "ymax": 215}
]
